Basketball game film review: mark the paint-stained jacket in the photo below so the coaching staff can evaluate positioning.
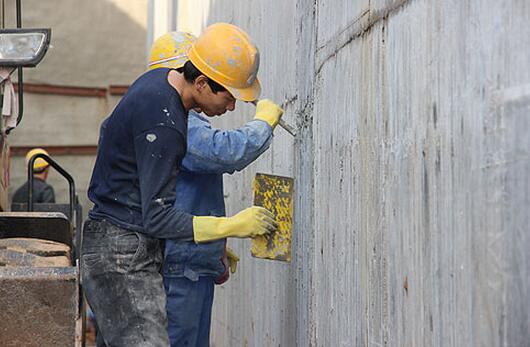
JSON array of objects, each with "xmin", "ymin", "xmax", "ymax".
[
  {"xmin": 88, "ymin": 68, "xmax": 193, "ymax": 239},
  {"xmin": 162, "ymin": 111, "xmax": 272, "ymax": 282}
]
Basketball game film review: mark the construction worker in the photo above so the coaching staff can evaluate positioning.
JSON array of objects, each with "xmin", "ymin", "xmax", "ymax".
[
  {"xmin": 81, "ymin": 23, "xmax": 283, "ymax": 346},
  {"xmin": 149, "ymin": 32, "xmax": 283, "ymax": 346},
  {"xmin": 12, "ymin": 148, "xmax": 55, "ymax": 204}
]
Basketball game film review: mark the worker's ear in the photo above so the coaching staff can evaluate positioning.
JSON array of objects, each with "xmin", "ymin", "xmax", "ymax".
[{"xmin": 194, "ymin": 75, "xmax": 209, "ymax": 93}]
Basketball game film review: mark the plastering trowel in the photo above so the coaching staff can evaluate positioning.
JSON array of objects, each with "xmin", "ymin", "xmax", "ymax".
[{"xmin": 251, "ymin": 173, "xmax": 294, "ymax": 262}]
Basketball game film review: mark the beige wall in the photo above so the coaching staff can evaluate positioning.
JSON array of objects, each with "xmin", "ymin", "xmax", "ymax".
[
  {"xmin": 5, "ymin": 0, "xmax": 148, "ymax": 86},
  {"xmin": 6, "ymin": 0, "xmax": 148, "ymax": 212}
]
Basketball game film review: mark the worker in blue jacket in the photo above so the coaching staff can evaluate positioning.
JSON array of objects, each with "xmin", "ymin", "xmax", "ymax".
[{"xmin": 148, "ymin": 32, "xmax": 283, "ymax": 346}]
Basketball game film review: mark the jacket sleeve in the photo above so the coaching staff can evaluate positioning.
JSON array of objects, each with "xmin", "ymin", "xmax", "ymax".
[
  {"xmin": 134, "ymin": 125, "xmax": 194, "ymax": 239},
  {"xmin": 181, "ymin": 115, "xmax": 273, "ymax": 174}
]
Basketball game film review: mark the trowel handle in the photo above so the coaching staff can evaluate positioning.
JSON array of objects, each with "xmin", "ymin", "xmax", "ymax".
[
  {"xmin": 277, "ymin": 119, "xmax": 297, "ymax": 137},
  {"xmin": 250, "ymin": 100, "xmax": 297, "ymax": 137}
]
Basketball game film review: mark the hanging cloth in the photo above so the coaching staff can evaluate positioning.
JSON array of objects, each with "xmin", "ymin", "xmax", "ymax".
[{"xmin": 0, "ymin": 68, "xmax": 19, "ymax": 131}]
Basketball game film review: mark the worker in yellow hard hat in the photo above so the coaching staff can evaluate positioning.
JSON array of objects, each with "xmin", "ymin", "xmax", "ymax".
[
  {"xmin": 81, "ymin": 23, "xmax": 283, "ymax": 346},
  {"xmin": 147, "ymin": 31, "xmax": 284, "ymax": 347},
  {"xmin": 12, "ymin": 148, "xmax": 55, "ymax": 204},
  {"xmin": 148, "ymin": 31, "xmax": 196, "ymax": 70}
]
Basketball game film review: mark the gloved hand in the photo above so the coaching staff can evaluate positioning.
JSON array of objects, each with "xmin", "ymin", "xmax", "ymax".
[
  {"xmin": 193, "ymin": 206, "xmax": 277, "ymax": 243},
  {"xmin": 226, "ymin": 248, "xmax": 239, "ymax": 274},
  {"xmin": 253, "ymin": 99, "xmax": 284, "ymax": 129}
]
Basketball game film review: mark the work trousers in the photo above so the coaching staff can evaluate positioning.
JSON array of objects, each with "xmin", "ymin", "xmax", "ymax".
[
  {"xmin": 81, "ymin": 219, "xmax": 169, "ymax": 347},
  {"xmin": 164, "ymin": 276, "xmax": 215, "ymax": 347}
]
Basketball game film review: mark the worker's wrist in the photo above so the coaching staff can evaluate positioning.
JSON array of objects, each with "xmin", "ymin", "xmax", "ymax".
[{"xmin": 193, "ymin": 216, "xmax": 229, "ymax": 243}]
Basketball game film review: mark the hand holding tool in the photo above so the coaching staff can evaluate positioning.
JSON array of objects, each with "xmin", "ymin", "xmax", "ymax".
[
  {"xmin": 253, "ymin": 99, "xmax": 284, "ymax": 129},
  {"xmin": 251, "ymin": 100, "xmax": 296, "ymax": 136}
]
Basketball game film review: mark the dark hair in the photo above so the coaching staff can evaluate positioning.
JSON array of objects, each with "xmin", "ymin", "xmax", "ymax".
[{"xmin": 179, "ymin": 60, "xmax": 227, "ymax": 93}]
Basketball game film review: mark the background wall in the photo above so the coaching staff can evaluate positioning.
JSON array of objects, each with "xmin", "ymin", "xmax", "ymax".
[
  {"xmin": 154, "ymin": 0, "xmax": 530, "ymax": 346},
  {"xmin": 6, "ymin": 0, "xmax": 148, "ymax": 214}
]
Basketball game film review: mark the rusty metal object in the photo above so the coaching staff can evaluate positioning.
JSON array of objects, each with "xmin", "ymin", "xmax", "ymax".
[
  {"xmin": 251, "ymin": 173, "xmax": 294, "ymax": 262},
  {"xmin": 0, "ymin": 266, "xmax": 78, "ymax": 347},
  {"xmin": 13, "ymin": 82, "xmax": 107, "ymax": 97},
  {"xmin": 0, "ymin": 213, "xmax": 82, "ymax": 346}
]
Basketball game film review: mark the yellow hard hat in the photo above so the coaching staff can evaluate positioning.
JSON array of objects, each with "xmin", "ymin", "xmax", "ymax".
[
  {"xmin": 148, "ymin": 31, "xmax": 197, "ymax": 70},
  {"xmin": 188, "ymin": 23, "xmax": 261, "ymax": 102},
  {"xmin": 25, "ymin": 148, "xmax": 50, "ymax": 172}
]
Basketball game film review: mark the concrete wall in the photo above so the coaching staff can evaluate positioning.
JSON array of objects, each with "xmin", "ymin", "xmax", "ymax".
[
  {"xmin": 6, "ymin": 0, "xmax": 148, "ymax": 212},
  {"xmin": 159, "ymin": 0, "xmax": 530, "ymax": 345}
]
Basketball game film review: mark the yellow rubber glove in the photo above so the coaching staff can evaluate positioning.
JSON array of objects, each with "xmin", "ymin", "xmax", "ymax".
[
  {"xmin": 193, "ymin": 206, "xmax": 277, "ymax": 243},
  {"xmin": 253, "ymin": 99, "xmax": 284, "ymax": 129},
  {"xmin": 226, "ymin": 248, "xmax": 239, "ymax": 274}
]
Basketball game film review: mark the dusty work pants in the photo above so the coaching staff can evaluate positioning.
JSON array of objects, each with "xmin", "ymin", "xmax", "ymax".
[{"xmin": 81, "ymin": 219, "xmax": 169, "ymax": 347}]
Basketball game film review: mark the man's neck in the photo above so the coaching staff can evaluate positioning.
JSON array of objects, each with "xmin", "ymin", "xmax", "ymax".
[
  {"xmin": 33, "ymin": 175, "xmax": 46, "ymax": 182},
  {"xmin": 167, "ymin": 70, "xmax": 195, "ymax": 111}
]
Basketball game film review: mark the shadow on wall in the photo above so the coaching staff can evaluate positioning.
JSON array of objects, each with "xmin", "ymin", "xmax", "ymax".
[{"xmin": 5, "ymin": 0, "xmax": 148, "ymax": 86}]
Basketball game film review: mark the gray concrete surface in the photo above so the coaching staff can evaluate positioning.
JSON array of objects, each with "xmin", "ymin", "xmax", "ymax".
[{"xmin": 167, "ymin": 0, "xmax": 530, "ymax": 345}]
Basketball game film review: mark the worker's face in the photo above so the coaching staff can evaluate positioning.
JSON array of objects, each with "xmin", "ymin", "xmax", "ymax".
[{"xmin": 193, "ymin": 76, "xmax": 236, "ymax": 117}]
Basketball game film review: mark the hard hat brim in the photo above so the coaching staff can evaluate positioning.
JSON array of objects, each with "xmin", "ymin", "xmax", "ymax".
[
  {"xmin": 148, "ymin": 55, "xmax": 188, "ymax": 70},
  {"xmin": 225, "ymin": 77, "xmax": 261, "ymax": 102}
]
